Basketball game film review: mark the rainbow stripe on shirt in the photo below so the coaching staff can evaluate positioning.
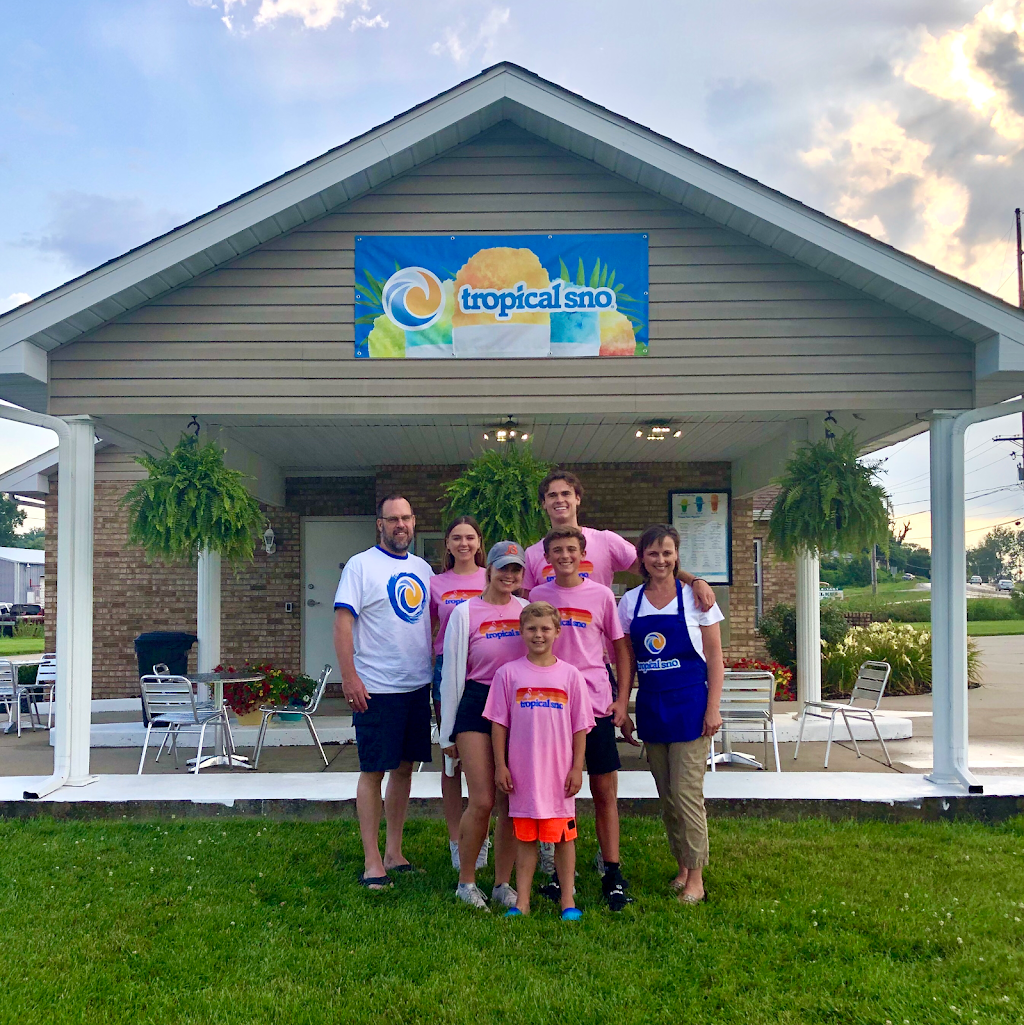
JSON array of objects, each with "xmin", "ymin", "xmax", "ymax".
[
  {"xmin": 516, "ymin": 687, "xmax": 567, "ymax": 710},
  {"xmin": 557, "ymin": 607, "xmax": 593, "ymax": 629},
  {"xmin": 479, "ymin": 620, "xmax": 521, "ymax": 640}
]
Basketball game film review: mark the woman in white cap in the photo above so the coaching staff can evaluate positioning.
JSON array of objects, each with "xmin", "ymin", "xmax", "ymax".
[{"xmin": 440, "ymin": 540, "xmax": 529, "ymax": 911}]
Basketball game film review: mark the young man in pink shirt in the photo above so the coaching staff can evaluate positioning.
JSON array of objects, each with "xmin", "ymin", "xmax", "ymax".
[
  {"xmin": 529, "ymin": 526, "xmax": 635, "ymax": 912},
  {"xmin": 486, "ymin": 601, "xmax": 594, "ymax": 920},
  {"xmin": 521, "ymin": 471, "xmax": 716, "ymax": 612}
]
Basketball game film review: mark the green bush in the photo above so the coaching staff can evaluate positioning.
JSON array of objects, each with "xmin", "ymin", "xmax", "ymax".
[
  {"xmin": 17, "ymin": 664, "xmax": 36, "ymax": 686},
  {"xmin": 757, "ymin": 601, "xmax": 849, "ymax": 670},
  {"xmin": 12, "ymin": 621, "xmax": 43, "ymax": 638},
  {"xmin": 873, "ymin": 601, "xmax": 931, "ymax": 623},
  {"xmin": 967, "ymin": 598, "xmax": 1022, "ymax": 621},
  {"xmin": 821, "ymin": 622, "xmax": 982, "ymax": 697}
]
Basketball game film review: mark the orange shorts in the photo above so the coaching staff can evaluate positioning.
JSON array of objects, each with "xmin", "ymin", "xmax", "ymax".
[{"xmin": 512, "ymin": 817, "xmax": 577, "ymax": 843}]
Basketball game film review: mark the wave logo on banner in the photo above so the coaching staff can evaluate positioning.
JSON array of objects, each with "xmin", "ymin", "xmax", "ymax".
[
  {"xmin": 644, "ymin": 632, "xmax": 667, "ymax": 655},
  {"xmin": 382, "ymin": 267, "xmax": 446, "ymax": 331}
]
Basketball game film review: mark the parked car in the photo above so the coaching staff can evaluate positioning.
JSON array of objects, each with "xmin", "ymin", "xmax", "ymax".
[
  {"xmin": 0, "ymin": 602, "xmax": 11, "ymax": 615},
  {"xmin": 997, "ymin": 579, "xmax": 1015, "ymax": 591},
  {"xmin": 902, "ymin": 572, "xmax": 915, "ymax": 581},
  {"xmin": 969, "ymin": 575, "xmax": 982, "ymax": 585},
  {"xmin": 10, "ymin": 604, "xmax": 42, "ymax": 617}
]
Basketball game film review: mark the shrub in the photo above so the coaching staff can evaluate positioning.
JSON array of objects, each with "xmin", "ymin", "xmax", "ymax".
[
  {"xmin": 873, "ymin": 601, "xmax": 930, "ymax": 623},
  {"xmin": 757, "ymin": 601, "xmax": 849, "ymax": 670},
  {"xmin": 17, "ymin": 664, "xmax": 36, "ymax": 686},
  {"xmin": 966, "ymin": 598, "xmax": 1021, "ymax": 621},
  {"xmin": 820, "ymin": 622, "xmax": 982, "ymax": 698},
  {"xmin": 728, "ymin": 658, "xmax": 795, "ymax": 701},
  {"xmin": 12, "ymin": 621, "xmax": 44, "ymax": 638}
]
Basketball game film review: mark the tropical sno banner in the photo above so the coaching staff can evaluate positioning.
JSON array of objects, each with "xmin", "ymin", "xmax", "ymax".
[{"xmin": 354, "ymin": 233, "xmax": 649, "ymax": 359}]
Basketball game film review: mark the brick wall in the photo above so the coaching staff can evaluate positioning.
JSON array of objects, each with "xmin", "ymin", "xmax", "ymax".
[{"xmin": 285, "ymin": 476, "xmax": 375, "ymax": 517}]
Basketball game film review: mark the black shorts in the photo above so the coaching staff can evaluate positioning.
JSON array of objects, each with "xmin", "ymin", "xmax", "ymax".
[
  {"xmin": 585, "ymin": 714, "xmax": 621, "ymax": 776},
  {"xmin": 353, "ymin": 684, "xmax": 432, "ymax": 773},
  {"xmin": 452, "ymin": 679, "xmax": 491, "ymax": 737}
]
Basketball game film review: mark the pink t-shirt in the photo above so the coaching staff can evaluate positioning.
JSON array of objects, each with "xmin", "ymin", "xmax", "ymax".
[
  {"xmin": 429, "ymin": 567, "xmax": 487, "ymax": 655},
  {"xmin": 484, "ymin": 657, "xmax": 595, "ymax": 819},
  {"xmin": 529, "ymin": 578, "xmax": 624, "ymax": 719},
  {"xmin": 522, "ymin": 526, "xmax": 636, "ymax": 590},
  {"xmin": 465, "ymin": 596, "xmax": 528, "ymax": 687}
]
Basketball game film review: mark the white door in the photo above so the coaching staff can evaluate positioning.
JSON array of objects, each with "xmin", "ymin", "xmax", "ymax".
[{"xmin": 302, "ymin": 517, "xmax": 377, "ymax": 679}]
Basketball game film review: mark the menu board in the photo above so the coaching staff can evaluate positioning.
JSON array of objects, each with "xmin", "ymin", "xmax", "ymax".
[{"xmin": 668, "ymin": 491, "xmax": 732, "ymax": 585}]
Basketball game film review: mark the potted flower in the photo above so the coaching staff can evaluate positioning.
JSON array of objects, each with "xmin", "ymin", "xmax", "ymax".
[
  {"xmin": 727, "ymin": 658, "xmax": 795, "ymax": 702},
  {"xmin": 216, "ymin": 660, "xmax": 317, "ymax": 724}
]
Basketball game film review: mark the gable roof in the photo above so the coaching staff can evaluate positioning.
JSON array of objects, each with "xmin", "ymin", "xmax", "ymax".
[{"xmin": 3, "ymin": 62, "xmax": 1024, "ymax": 374}]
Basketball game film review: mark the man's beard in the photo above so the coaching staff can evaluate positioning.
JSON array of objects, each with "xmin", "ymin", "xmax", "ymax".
[{"xmin": 382, "ymin": 528, "xmax": 412, "ymax": 553}]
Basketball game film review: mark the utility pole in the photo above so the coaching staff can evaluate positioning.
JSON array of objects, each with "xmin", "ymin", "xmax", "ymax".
[
  {"xmin": 1018, "ymin": 208, "xmax": 1023, "ymax": 445},
  {"xmin": 870, "ymin": 543, "xmax": 878, "ymax": 595}
]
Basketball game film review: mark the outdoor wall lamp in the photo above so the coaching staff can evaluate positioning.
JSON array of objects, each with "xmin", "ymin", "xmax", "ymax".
[{"xmin": 263, "ymin": 525, "xmax": 277, "ymax": 555}]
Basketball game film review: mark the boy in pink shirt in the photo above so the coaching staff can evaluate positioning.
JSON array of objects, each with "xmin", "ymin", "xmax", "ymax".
[
  {"xmin": 530, "ymin": 526, "xmax": 635, "ymax": 912},
  {"xmin": 486, "ymin": 601, "xmax": 594, "ymax": 919}
]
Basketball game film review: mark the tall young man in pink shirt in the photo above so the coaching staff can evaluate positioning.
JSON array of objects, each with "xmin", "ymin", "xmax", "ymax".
[
  {"xmin": 521, "ymin": 471, "xmax": 716, "ymax": 613},
  {"xmin": 530, "ymin": 526, "xmax": 635, "ymax": 911}
]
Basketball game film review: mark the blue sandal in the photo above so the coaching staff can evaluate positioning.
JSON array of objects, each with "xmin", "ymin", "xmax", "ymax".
[{"xmin": 561, "ymin": 907, "xmax": 583, "ymax": 921}]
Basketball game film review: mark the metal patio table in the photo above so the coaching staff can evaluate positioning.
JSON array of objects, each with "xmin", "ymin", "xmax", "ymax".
[{"xmin": 186, "ymin": 671, "xmax": 264, "ymax": 771}]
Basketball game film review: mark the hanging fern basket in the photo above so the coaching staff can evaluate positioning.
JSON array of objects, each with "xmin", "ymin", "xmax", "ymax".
[
  {"xmin": 767, "ymin": 431, "xmax": 891, "ymax": 561},
  {"xmin": 443, "ymin": 442, "xmax": 551, "ymax": 548},
  {"xmin": 120, "ymin": 434, "xmax": 266, "ymax": 565}
]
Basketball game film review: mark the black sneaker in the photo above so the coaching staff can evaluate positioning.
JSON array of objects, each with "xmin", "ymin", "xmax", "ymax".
[
  {"xmin": 602, "ymin": 868, "xmax": 634, "ymax": 912},
  {"xmin": 539, "ymin": 878, "xmax": 562, "ymax": 903}
]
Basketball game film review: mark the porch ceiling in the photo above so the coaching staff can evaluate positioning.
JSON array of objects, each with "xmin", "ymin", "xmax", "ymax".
[{"xmin": 98, "ymin": 412, "xmax": 798, "ymax": 473}]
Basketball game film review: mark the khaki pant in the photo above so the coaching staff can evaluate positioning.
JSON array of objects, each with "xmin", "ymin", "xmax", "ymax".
[{"xmin": 646, "ymin": 737, "xmax": 710, "ymax": 869}]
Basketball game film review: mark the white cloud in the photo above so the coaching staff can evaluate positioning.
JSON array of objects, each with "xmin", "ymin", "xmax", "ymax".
[
  {"xmin": 431, "ymin": 6, "xmax": 509, "ymax": 64},
  {"xmin": 898, "ymin": 0, "xmax": 1024, "ymax": 143},
  {"xmin": 0, "ymin": 293, "xmax": 31, "ymax": 315},
  {"xmin": 350, "ymin": 13, "xmax": 387, "ymax": 31}
]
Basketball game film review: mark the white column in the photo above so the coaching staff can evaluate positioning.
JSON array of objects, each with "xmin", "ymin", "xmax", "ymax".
[
  {"xmin": 795, "ymin": 548, "xmax": 821, "ymax": 706},
  {"xmin": 197, "ymin": 548, "xmax": 221, "ymax": 673},
  {"xmin": 927, "ymin": 412, "xmax": 978, "ymax": 789},
  {"xmin": 51, "ymin": 415, "xmax": 95, "ymax": 787}
]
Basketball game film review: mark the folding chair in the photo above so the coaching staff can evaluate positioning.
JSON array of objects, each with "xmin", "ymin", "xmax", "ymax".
[
  {"xmin": 0, "ymin": 660, "xmax": 15, "ymax": 731},
  {"xmin": 138, "ymin": 673, "xmax": 237, "ymax": 774},
  {"xmin": 710, "ymin": 670, "xmax": 781, "ymax": 772},
  {"xmin": 2, "ymin": 654, "xmax": 55, "ymax": 736},
  {"xmin": 252, "ymin": 665, "xmax": 332, "ymax": 769},
  {"xmin": 794, "ymin": 660, "xmax": 892, "ymax": 768}
]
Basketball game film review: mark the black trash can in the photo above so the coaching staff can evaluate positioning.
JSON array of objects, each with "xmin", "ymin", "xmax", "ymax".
[{"xmin": 134, "ymin": 631, "xmax": 198, "ymax": 725}]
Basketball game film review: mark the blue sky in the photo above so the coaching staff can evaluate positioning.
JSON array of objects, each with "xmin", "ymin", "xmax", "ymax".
[{"xmin": 3, "ymin": 0, "xmax": 1024, "ymax": 546}]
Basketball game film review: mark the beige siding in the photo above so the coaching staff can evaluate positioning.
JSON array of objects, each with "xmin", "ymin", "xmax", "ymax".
[{"xmin": 50, "ymin": 123, "xmax": 973, "ymax": 415}]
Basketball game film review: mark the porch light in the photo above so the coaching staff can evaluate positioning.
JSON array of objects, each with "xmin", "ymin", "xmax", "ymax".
[{"xmin": 262, "ymin": 525, "xmax": 276, "ymax": 555}]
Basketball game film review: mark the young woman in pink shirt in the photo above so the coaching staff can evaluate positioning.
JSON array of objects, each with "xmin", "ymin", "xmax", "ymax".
[
  {"xmin": 429, "ymin": 516, "xmax": 487, "ymax": 869},
  {"xmin": 440, "ymin": 541, "xmax": 529, "ymax": 911}
]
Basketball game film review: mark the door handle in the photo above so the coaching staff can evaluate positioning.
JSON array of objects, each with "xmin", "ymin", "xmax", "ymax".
[{"xmin": 307, "ymin": 599, "xmax": 322, "ymax": 607}]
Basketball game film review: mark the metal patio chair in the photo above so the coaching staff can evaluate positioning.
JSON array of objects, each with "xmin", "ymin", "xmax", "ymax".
[
  {"xmin": 138, "ymin": 673, "xmax": 237, "ymax": 774},
  {"xmin": 794, "ymin": 660, "xmax": 892, "ymax": 768},
  {"xmin": 0, "ymin": 660, "xmax": 15, "ymax": 731},
  {"xmin": 2, "ymin": 653, "xmax": 56, "ymax": 736},
  {"xmin": 33, "ymin": 654, "xmax": 57, "ymax": 729},
  {"xmin": 710, "ymin": 670, "xmax": 781, "ymax": 772},
  {"xmin": 251, "ymin": 664, "xmax": 332, "ymax": 769}
]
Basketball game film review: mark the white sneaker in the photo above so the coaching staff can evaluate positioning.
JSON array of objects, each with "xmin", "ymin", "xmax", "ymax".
[
  {"xmin": 449, "ymin": 840, "xmax": 460, "ymax": 871},
  {"xmin": 476, "ymin": 837, "xmax": 491, "ymax": 869},
  {"xmin": 539, "ymin": 841, "xmax": 556, "ymax": 875},
  {"xmin": 491, "ymin": 883, "xmax": 518, "ymax": 908},
  {"xmin": 455, "ymin": 882, "xmax": 490, "ymax": 911}
]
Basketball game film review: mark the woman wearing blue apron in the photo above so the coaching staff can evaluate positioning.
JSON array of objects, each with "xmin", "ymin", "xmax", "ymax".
[{"xmin": 618, "ymin": 524, "xmax": 724, "ymax": 904}]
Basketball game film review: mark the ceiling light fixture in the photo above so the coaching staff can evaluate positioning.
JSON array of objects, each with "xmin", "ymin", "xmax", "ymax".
[{"xmin": 483, "ymin": 415, "xmax": 529, "ymax": 444}]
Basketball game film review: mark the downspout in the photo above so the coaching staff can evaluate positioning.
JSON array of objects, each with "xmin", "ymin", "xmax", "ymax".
[
  {"xmin": 929, "ymin": 396, "xmax": 1024, "ymax": 794},
  {"xmin": 0, "ymin": 405, "xmax": 96, "ymax": 799}
]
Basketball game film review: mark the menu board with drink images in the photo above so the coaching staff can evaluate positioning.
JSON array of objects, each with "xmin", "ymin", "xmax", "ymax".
[{"xmin": 668, "ymin": 491, "xmax": 732, "ymax": 585}]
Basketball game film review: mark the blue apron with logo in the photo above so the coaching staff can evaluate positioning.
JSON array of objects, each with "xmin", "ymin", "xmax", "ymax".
[{"xmin": 630, "ymin": 580, "xmax": 708, "ymax": 744}]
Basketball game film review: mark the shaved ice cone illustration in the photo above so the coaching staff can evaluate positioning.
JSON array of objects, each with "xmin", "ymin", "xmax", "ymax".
[
  {"xmin": 366, "ymin": 314, "xmax": 406, "ymax": 358},
  {"xmin": 695, "ymin": 495, "xmax": 704, "ymax": 514},
  {"xmin": 550, "ymin": 310, "xmax": 600, "ymax": 357},
  {"xmin": 405, "ymin": 279, "xmax": 455, "ymax": 358},
  {"xmin": 453, "ymin": 247, "xmax": 550, "ymax": 358},
  {"xmin": 710, "ymin": 494, "xmax": 719, "ymax": 513},
  {"xmin": 599, "ymin": 310, "xmax": 636, "ymax": 356}
]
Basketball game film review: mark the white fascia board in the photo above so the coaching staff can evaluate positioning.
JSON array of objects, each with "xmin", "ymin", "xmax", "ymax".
[
  {"xmin": 976, "ymin": 334, "xmax": 1024, "ymax": 378},
  {"xmin": 0, "ymin": 340, "xmax": 47, "ymax": 382},
  {"xmin": 0, "ymin": 446, "xmax": 59, "ymax": 494},
  {"xmin": 502, "ymin": 74, "xmax": 1024, "ymax": 346},
  {"xmin": 0, "ymin": 75, "xmax": 509, "ymax": 355}
]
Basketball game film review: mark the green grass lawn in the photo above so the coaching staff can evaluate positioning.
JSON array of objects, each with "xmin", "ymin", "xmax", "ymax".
[
  {"xmin": 0, "ymin": 636, "xmax": 44, "ymax": 655},
  {"xmin": 4, "ymin": 815, "xmax": 1024, "ymax": 1024},
  {"xmin": 840, "ymin": 580, "xmax": 930, "ymax": 612},
  {"xmin": 908, "ymin": 619, "xmax": 1024, "ymax": 635}
]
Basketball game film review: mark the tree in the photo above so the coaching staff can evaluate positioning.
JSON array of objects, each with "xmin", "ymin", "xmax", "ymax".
[
  {"xmin": 15, "ymin": 528, "xmax": 44, "ymax": 550},
  {"xmin": 0, "ymin": 495, "xmax": 27, "ymax": 546},
  {"xmin": 967, "ymin": 526, "xmax": 1020, "ymax": 581}
]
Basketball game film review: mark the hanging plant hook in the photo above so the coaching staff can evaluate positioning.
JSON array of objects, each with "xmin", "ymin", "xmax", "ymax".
[
  {"xmin": 823, "ymin": 411, "xmax": 838, "ymax": 447},
  {"xmin": 187, "ymin": 415, "xmax": 201, "ymax": 440}
]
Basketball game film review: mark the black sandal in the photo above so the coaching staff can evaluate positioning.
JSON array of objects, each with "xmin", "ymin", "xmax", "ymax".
[{"xmin": 359, "ymin": 874, "xmax": 393, "ymax": 890}]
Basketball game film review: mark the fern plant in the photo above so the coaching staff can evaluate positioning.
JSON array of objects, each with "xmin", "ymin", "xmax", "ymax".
[
  {"xmin": 120, "ymin": 434, "xmax": 266, "ymax": 564},
  {"xmin": 443, "ymin": 443, "xmax": 551, "ymax": 547},
  {"xmin": 768, "ymin": 431, "xmax": 891, "ymax": 561}
]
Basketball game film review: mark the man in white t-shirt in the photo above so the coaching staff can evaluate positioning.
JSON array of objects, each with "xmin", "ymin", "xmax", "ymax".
[{"xmin": 334, "ymin": 494, "xmax": 434, "ymax": 889}]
